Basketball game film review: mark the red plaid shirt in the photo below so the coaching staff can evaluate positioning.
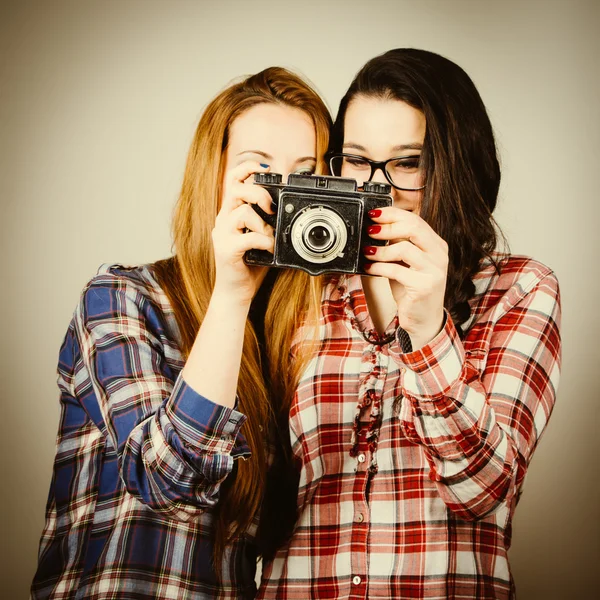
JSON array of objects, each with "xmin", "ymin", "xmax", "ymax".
[{"xmin": 257, "ymin": 255, "xmax": 561, "ymax": 599}]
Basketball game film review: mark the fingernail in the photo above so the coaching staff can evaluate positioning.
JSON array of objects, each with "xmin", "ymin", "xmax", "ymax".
[
  {"xmin": 363, "ymin": 246, "xmax": 377, "ymax": 256},
  {"xmin": 368, "ymin": 209, "xmax": 382, "ymax": 218},
  {"xmin": 363, "ymin": 262, "xmax": 372, "ymax": 270},
  {"xmin": 260, "ymin": 163, "xmax": 269, "ymax": 168},
  {"xmin": 367, "ymin": 225, "xmax": 381, "ymax": 235}
]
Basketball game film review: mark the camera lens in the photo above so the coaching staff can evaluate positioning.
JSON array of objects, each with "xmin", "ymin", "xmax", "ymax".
[
  {"xmin": 305, "ymin": 224, "xmax": 334, "ymax": 252},
  {"xmin": 291, "ymin": 205, "xmax": 348, "ymax": 264}
]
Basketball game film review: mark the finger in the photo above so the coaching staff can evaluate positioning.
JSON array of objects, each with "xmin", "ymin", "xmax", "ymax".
[
  {"xmin": 233, "ymin": 181, "xmax": 276, "ymax": 215},
  {"xmin": 368, "ymin": 207, "xmax": 447, "ymax": 255},
  {"xmin": 228, "ymin": 203, "xmax": 274, "ymax": 236},
  {"xmin": 364, "ymin": 239, "xmax": 431, "ymax": 271},
  {"xmin": 220, "ymin": 161, "xmax": 272, "ymax": 213},
  {"xmin": 367, "ymin": 221, "xmax": 448, "ymax": 267},
  {"xmin": 364, "ymin": 261, "xmax": 424, "ymax": 287},
  {"xmin": 219, "ymin": 179, "xmax": 275, "ymax": 216},
  {"xmin": 228, "ymin": 160, "xmax": 270, "ymax": 185},
  {"xmin": 213, "ymin": 227, "xmax": 275, "ymax": 257},
  {"xmin": 232, "ymin": 231, "xmax": 275, "ymax": 255}
]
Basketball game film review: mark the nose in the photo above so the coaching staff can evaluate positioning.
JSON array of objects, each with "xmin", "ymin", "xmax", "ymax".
[{"xmin": 369, "ymin": 166, "xmax": 388, "ymax": 184}]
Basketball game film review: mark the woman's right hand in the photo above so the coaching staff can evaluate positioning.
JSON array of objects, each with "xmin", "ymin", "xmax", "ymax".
[{"xmin": 211, "ymin": 161, "xmax": 275, "ymax": 306}]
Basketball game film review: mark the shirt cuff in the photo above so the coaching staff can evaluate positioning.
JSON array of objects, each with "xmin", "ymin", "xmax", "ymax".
[
  {"xmin": 166, "ymin": 374, "xmax": 251, "ymax": 458},
  {"xmin": 389, "ymin": 311, "xmax": 466, "ymax": 399}
]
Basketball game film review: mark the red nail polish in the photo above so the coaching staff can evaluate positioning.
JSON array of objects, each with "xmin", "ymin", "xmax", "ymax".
[
  {"xmin": 368, "ymin": 209, "xmax": 382, "ymax": 218},
  {"xmin": 363, "ymin": 246, "xmax": 377, "ymax": 255},
  {"xmin": 363, "ymin": 262, "xmax": 372, "ymax": 270},
  {"xmin": 367, "ymin": 225, "xmax": 381, "ymax": 235}
]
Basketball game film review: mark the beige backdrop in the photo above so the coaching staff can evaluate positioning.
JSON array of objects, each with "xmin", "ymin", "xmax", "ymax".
[{"xmin": 1, "ymin": 0, "xmax": 598, "ymax": 598}]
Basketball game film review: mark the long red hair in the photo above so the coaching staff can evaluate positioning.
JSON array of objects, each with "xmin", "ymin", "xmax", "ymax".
[{"xmin": 153, "ymin": 67, "xmax": 331, "ymax": 564}]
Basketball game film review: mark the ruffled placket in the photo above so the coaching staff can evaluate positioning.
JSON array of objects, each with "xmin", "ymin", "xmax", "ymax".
[
  {"xmin": 349, "ymin": 344, "xmax": 391, "ymax": 475},
  {"xmin": 339, "ymin": 275, "xmax": 399, "ymax": 476}
]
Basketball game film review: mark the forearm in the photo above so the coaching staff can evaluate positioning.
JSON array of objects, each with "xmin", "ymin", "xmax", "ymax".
[
  {"xmin": 397, "ymin": 372, "xmax": 523, "ymax": 519},
  {"xmin": 182, "ymin": 292, "xmax": 251, "ymax": 409},
  {"xmin": 390, "ymin": 276, "xmax": 560, "ymax": 519},
  {"xmin": 75, "ymin": 272, "xmax": 252, "ymax": 519},
  {"xmin": 123, "ymin": 375, "xmax": 250, "ymax": 517}
]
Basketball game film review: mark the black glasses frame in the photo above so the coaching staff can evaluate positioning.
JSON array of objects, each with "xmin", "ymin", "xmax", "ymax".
[{"xmin": 327, "ymin": 152, "xmax": 426, "ymax": 191}]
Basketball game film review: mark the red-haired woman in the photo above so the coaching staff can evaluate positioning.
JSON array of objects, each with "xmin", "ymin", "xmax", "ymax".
[{"xmin": 31, "ymin": 67, "xmax": 331, "ymax": 600}]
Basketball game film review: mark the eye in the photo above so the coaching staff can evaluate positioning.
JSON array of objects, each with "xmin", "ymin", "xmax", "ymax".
[
  {"xmin": 294, "ymin": 167, "xmax": 315, "ymax": 175},
  {"xmin": 389, "ymin": 156, "xmax": 421, "ymax": 172},
  {"xmin": 343, "ymin": 156, "xmax": 370, "ymax": 169}
]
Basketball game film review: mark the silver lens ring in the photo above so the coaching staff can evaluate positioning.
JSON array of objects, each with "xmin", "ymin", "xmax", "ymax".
[{"xmin": 290, "ymin": 205, "xmax": 348, "ymax": 264}]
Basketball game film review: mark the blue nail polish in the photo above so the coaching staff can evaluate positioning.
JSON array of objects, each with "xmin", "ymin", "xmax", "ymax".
[{"xmin": 260, "ymin": 163, "xmax": 269, "ymax": 168}]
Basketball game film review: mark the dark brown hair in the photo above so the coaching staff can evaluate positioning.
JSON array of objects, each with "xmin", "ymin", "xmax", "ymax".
[{"xmin": 329, "ymin": 48, "xmax": 506, "ymax": 330}]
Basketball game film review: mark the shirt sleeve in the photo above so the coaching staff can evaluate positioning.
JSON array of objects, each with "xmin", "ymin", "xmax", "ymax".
[
  {"xmin": 73, "ymin": 270, "xmax": 250, "ymax": 521},
  {"xmin": 388, "ymin": 271, "xmax": 561, "ymax": 520}
]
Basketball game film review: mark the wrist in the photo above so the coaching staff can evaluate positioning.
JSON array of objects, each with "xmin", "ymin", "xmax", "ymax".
[
  {"xmin": 407, "ymin": 312, "xmax": 445, "ymax": 351},
  {"xmin": 208, "ymin": 288, "xmax": 252, "ymax": 317}
]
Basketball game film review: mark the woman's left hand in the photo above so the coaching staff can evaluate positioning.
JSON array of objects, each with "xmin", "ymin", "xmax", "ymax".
[{"xmin": 364, "ymin": 206, "xmax": 449, "ymax": 350}]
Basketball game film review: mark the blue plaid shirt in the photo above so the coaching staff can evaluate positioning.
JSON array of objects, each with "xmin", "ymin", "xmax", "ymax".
[{"xmin": 31, "ymin": 264, "xmax": 255, "ymax": 599}]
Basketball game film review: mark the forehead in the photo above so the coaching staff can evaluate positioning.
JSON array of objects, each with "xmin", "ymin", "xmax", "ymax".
[
  {"xmin": 343, "ymin": 95, "xmax": 425, "ymax": 154},
  {"xmin": 228, "ymin": 103, "xmax": 316, "ymax": 153}
]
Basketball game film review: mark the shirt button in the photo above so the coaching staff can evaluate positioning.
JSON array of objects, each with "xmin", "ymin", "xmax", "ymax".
[
  {"xmin": 355, "ymin": 512, "xmax": 364, "ymax": 523},
  {"xmin": 357, "ymin": 453, "xmax": 366, "ymax": 463},
  {"xmin": 352, "ymin": 576, "xmax": 362, "ymax": 585}
]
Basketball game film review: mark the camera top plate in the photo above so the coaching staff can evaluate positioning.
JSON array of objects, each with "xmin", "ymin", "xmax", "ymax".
[
  {"xmin": 254, "ymin": 172, "xmax": 391, "ymax": 197},
  {"xmin": 254, "ymin": 172, "xmax": 358, "ymax": 193}
]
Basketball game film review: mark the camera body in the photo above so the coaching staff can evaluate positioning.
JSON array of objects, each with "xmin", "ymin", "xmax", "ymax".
[{"xmin": 244, "ymin": 173, "xmax": 392, "ymax": 276}]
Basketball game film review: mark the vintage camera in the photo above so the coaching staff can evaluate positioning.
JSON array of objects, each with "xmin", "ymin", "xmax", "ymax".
[{"xmin": 244, "ymin": 173, "xmax": 392, "ymax": 276}]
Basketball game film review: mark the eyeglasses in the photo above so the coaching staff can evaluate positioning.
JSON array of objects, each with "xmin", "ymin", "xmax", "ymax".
[{"xmin": 328, "ymin": 153, "xmax": 426, "ymax": 191}]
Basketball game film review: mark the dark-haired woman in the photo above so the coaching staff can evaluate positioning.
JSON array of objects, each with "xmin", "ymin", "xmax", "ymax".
[{"xmin": 258, "ymin": 49, "xmax": 561, "ymax": 599}]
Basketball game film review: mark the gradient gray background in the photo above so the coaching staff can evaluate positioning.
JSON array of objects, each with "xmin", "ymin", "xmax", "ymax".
[{"xmin": 1, "ymin": 1, "xmax": 598, "ymax": 598}]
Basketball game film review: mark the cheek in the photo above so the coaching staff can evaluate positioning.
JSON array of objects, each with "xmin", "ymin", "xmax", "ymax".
[{"xmin": 392, "ymin": 189, "xmax": 422, "ymax": 212}]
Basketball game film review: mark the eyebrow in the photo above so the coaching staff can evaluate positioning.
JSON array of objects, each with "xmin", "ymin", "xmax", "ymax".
[
  {"xmin": 237, "ymin": 150, "xmax": 272, "ymax": 159},
  {"xmin": 236, "ymin": 150, "xmax": 316, "ymax": 163},
  {"xmin": 343, "ymin": 142, "xmax": 423, "ymax": 153}
]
